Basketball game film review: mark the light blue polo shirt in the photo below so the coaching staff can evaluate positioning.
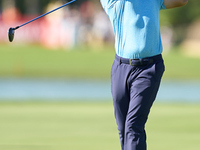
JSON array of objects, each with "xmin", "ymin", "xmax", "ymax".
[{"xmin": 101, "ymin": 0, "xmax": 166, "ymax": 59}]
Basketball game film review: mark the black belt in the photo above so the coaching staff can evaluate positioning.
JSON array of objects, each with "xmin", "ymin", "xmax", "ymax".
[{"xmin": 115, "ymin": 54, "xmax": 162, "ymax": 66}]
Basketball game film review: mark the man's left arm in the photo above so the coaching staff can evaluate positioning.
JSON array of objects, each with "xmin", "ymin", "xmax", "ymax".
[{"xmin": 163, "ymin": 0, "xmax": 188, "ymax": 9}]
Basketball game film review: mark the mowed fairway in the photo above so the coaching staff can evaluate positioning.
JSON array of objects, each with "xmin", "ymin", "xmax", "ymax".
[
  {"xmin": 0, "ymin": 44, "xmax": 200, "ymax": 79},
  {"xmin": 0, "ymin": 101, "xmax": 200, "ymax": 150},
  {"xmin": 0, "ymin": 101, "xmax": 119, "ymax": 150},
  {"xmin": 0, "ymin": 44, "xmax": 200, "ymax": 150}
]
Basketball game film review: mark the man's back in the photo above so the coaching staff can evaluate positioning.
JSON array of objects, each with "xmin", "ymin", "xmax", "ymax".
[
  {"xmin": 101, "ymin": 0, "xmax": 166, "ymax": 59},
  {"xmin": 101, "ymin": 0, "xmax": 188, "ymax": 150}
]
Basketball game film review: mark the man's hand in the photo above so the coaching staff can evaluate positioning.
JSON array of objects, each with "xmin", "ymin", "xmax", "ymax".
[{"xmin": 163, "ymin": 0, "xmax": 188, "ymax": 9}]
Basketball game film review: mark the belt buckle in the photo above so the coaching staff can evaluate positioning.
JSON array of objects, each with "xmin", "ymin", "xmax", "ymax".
[
  {"xmin": 129, "ymin": 58, "xmax": 154, "ymax": 66},
  {"xmin": 129, "ymin": 59, "xmax": 142, "ymax": 66},
  {"xmin": 129, "ymin": 59, "xmax": 134, "ymax": 66}
]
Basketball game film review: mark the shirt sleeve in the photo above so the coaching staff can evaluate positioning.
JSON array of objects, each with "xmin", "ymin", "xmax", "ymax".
[
  {"xmin": 100, "ymin": 0, "xmax": 118, "ymax": 13},
  {"xmin": 100, "ymin": 0, "xmax": 106, "ymax": 9},
  {"xmin": 160, "ymin": 0, "xmax": 166, "ymax": 10}
]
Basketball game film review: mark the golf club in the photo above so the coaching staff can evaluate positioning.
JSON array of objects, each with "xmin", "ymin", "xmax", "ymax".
[{"xmin": 8, "ymin": 0, "xmax": 76, "ymax": 42}]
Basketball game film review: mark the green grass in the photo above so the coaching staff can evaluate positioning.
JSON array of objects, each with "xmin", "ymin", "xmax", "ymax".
[
  {"xmin": 0, "ymin": 44, "xmax": 114, "ymax": 78},
  {"xmin": 162, "ymin": 49, "xmax": 200, "ymax": 79},
  {"xmin": 0, "ymin": 101, "xmax": 118, "ymax": 150},
  {"xmin": 0, "ymin": 44, "xmax": 200, "ymax": 79},
  {"xmin": 147, "ymin": 103, "xmax": 200, "ymax": 150},
  {"xmin": 0, "ymin": 101, "xmax": 200, "ymax": 150}
]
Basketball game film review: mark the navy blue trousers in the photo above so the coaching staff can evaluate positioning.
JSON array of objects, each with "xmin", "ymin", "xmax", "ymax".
[{"xmin": 111, "ymin": 54, "xmax": 165, "ymax": 150}]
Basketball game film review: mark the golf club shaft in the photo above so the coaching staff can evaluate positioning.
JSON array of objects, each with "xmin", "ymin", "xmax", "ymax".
[{"xmin": 14, "ymin": 0, "xmax": 76, "ymax": 30}]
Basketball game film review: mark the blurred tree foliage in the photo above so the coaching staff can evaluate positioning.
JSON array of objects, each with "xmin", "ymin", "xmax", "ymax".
[
  {"xmin": 0, "ymin": 0, "xmax": 80, "ymax": 14},
  {"xmin": 0, "ymin": 0, "xmax": 199, "ymax": 45},
  {"xmin": 1, "ymin": 0, "xmax": 199, "ymax": 26},
  {"xmin": 159, "ymin": 0, "xmax": 200, "ymax": 45},
  {"xmin": 15, "ymin": 0, "xmax": 52, "ymax": 14},
  {"xmin": 160, "ymin": 0, "xmax": 200, "ymax": 26}
]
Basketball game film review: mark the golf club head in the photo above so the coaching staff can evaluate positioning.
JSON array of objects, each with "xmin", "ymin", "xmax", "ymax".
[{"xmin": 8, "ymin": 28, "xmax": 15, "ymax": 42}]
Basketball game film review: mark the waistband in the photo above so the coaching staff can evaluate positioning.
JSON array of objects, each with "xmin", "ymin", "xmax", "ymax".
[{"xmin": 115, "ymin": 54, "xmax": 163, "ymax": 66}]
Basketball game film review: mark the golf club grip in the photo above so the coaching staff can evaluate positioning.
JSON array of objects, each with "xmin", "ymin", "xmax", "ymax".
[{"xmin": 18, "ymin": 0, "xmax": 76, "ymax": 28}]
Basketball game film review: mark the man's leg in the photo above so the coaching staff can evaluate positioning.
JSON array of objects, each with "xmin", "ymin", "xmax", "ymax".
[
  {"xmin": 124, "ymin": 60, "xmax": 165, "ymax": 150},
  {"xmin": 111, "ymin": 57, "xmax": 132, "ymax": 150}
]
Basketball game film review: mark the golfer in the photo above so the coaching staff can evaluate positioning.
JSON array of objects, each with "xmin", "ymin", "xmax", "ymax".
[{"xmin": 100, "ymin": 0, "xmax": 188, "ymax": 150}]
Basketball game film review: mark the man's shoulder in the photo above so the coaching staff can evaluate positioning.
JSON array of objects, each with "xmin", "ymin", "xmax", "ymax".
[
  {"xmin": 100, "ymin": 0, "xmax": 118, "ymax": 9},
  {"xmin": 100, "ymin": 0, "xmax": 165, "ymax": 9}
]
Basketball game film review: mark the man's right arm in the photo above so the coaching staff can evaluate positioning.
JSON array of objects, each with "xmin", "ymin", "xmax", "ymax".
[{"xmin": 163, "ymin": 0, "xmax": 188, "ymax": 9}]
